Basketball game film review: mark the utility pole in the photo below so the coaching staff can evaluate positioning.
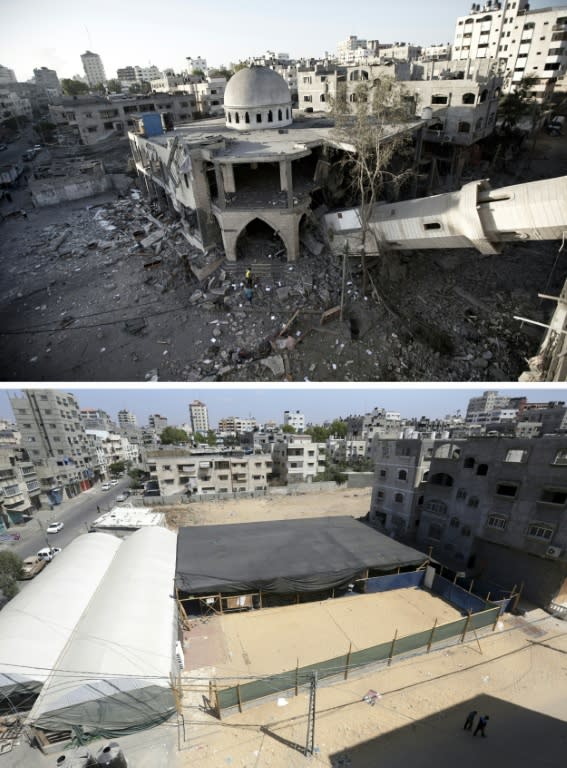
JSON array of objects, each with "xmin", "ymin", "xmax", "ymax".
[{"xmin": 304, "ymin": 671, "xmax": 317, "ymax": 757}]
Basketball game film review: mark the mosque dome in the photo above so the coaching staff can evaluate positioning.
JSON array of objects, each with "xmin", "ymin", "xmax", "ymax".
[{"xmin": 223, "ymin": 66, "xmax": 292, "ymax": 131}]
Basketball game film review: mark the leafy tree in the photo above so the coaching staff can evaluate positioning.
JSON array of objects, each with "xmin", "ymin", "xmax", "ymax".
[
  {"xmin": 313, "ymin": 468, "xmax": 348, "ymax": 485},
  {"xmin": 128, "ymin": 468, "xmax": 147, "ymax": 488},
  {"xmin": 329, "ymin": 419, "xmax": 348, "ymax": 438},
  {"xmin": 61, "ymin": 78, "xmax": 90, "ymax": 96},
  {"xmin": 209, "ymin": 67, "xmax": 234, "ymax": 79},
  {"xmin": 498, "ymin": 76, "xmax": 539, "ymax": 132},
  {"xmin": 160, "ymin": 426, "xmax": 189, "ymax": 445},
  {"xmin": 305, "ymin": 425, "xmax": 329, "ymax": 442},
  {"xmin": 106, "ymin": 79, "xmax": 123, "ymax": 93},
  {"xmin": 281, "ymin": 424, "xmax": 296, "ymax": 434},
  {"xmin": 34, "ymin": 119, "xmax": 56, "ymax": 143},
  {"xmin": 331, "ymin": 76, "xmax": 414, "ymax": 250},
  {"xmin": 191, "ymin": 68, "xmax": 205, "ymax": 77},
  {"xmin": 0, "ymin": 551, "xmax": 23, "ymax": 581},
  {"xmin": 206, "ymin": 429, "xmax": 217, "ymax": 446},
  {"xmin": 109, "ymin": 460, "xmax": 126, "ymax": 475},
  {"xmin": 128, "ymin": 80, "xmax": 151, "ymax": 95}
]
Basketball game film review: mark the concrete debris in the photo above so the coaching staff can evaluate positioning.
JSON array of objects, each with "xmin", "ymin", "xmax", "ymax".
[{"xmin": 259, "ymin": 355, "xmax": 285, "ymax": 377}]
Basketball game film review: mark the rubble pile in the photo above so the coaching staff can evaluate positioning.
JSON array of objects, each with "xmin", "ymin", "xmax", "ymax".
[{"xmin": 0, "ymin": 176, "xmax": 563, "ymax": 382}]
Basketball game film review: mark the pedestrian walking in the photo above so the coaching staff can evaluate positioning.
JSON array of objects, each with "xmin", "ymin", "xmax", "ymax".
[
  {"xmin": 463, "ymin": 710, "xmax": 477, "ymax": 730},
  {"xmin": 244, "ymin": 286, "xmax": 253, "ymax": 303},
  {"xmin": 96, "ymin": 505, "xmax": 100, "ymax": 514},
  {"xmin": 473, "ymin": 715, "xmax": 489, "ymax": 737},
  {"xmin": 245, "ymin": 267, "xmax": 254, "ymax": 288}
]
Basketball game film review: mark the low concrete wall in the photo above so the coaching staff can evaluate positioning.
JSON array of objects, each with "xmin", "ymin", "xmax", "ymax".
[{"xmin": 346, "ymin": 472, "xmax": 374, "ymax": 488}]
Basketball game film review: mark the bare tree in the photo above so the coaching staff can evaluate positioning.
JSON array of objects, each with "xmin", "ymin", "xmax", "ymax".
[{"xmin": 330, "ymin": 76, "xmax": 416, "ymax": 251}]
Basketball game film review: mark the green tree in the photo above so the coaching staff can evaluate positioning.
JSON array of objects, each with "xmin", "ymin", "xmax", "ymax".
[
  {"xmin": 128, "ymin": 468, "xmax": 146, "ymax": 488},
  {"xmin": 305, "ymin": 425, "xmax": 329, "ymax": 442},
  {"xmin": 160, "ymin": 427, "xmax": 189, "ymax": 445},
  {"xmin": 128, "ymin": 80, "xmax": 151, "ymax": 95},
  {"xmin": 209, "ymin": 67, "xmax": 234, "ymax": 78},
  {"xmin": 34, "ymin": 119, "xmax": 57, "ymax": 143},
  {"xmin": 191, "ymin": 68, "xmax": 205, "ymax": 77},
  {"xmin": 281, "ymin": 424, "xmax": 296, "ymax": 434},
  {"xmin": 206, "ymin": 429, "xmax": 217, "ymax": 446},
  {"xmin": 498, "ymin": 75, "xmax": 539, "ymax": 132},
  {"xmin": 61, "ymin": 78, "xmax": 90, "ymax": 96},
  {"xmin": 331, "ymin": 76, "xmax": 414, "ymax": 250},
  {"xmin": 329, "ymin": 419, "xmax": 348, "ymax": 438},
  {"xmin": 313, "ymin": 467, "xmax": 348, "ymax": 485},
  {"xmin": 109, "ymin": 460, "xmax": 126, "ymax": 475},
  {"xmin": 106, "ymin": 79, "xmax": 123, "ymax": 93},
  {"xmin": 0, "ymin": 550, "xmax": 23, "ymax": 601}
]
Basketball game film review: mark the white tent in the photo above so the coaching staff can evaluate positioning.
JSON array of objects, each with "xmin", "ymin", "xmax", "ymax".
[
  {"xmin": 27, "ymin": 526, "xmax": 178, "ymax": 738},
  {"xmin": 0, "ymin": 533, "xmax": 121, "ymax": 709}
]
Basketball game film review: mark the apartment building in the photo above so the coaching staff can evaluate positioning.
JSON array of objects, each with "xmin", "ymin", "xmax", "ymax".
[
  {"xmin": 0, "ymin": 65, "xmax": 17, "ymax": 85},
  {"xmin": 8, "ymin": 391, "xmax": 96, "ymax": 504},
  {"xmin": 369, "ymin": 438, "xmax": 434, "ymax": 540},
  {"xmin": 148, "ymin": 414, "xmax": 168, "ymax": 435},
  {"xmin": 81, "ymin": 50, "xmax": 106, "ymax": 87},
  {"xmin": 217, "ymin": 416, "xmax": 257, "ymax": 435},
  {"xmin": 417, "ymin": 436, "xmax": 567, "ymax": 609},
  {"xmin": 337, "ymin": 36, "xmax": 381, "ymax": 65},
  {"xmin": 189, "ymin": 401, "xmax": 209, "ymax": 434},
  {"xmin": 516, "ymin": 402, "xmax": 567, "ymax": 437},
  {"xmin": 283, "ymin": 410, "xmax": 305, "ymax": 432},
  {"xmin": 271, "ymin": 434, "xmax": 326, "ymax": 483},
  {"xmin": 453, "ymin": 1, "xmax": 567, "ymax": 99},
  {"xmin": 0, "ymin": 447, "xmax": 41, "ymax": 529},
  {"xmin": 49, "ymin": 92, "xmax": 198, "ymax": 146},
  {"xmin": 145, "ymin": 448, "xmax": 271, "ymax": 495},
  {"xmin": 33, "ymin": 67, "xmax": 61, "ymax": 97},
  {"xmin": 326, "ymin": 438, "xmax": 370, "ymax": 464},
  {"xmin": 118, "ymin": 409, "xmax": 137, "ymax": 429},
  {"xmin": 80, "ymin": 408, "xmax": 115, "ymax": 431}
]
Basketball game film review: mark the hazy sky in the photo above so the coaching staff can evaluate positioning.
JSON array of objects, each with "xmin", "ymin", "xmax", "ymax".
[
  {"xmin": 1, "ymin": 385, "xmax": 566, "ymax": 427},
  {"xmin": 4, "ymin": 0, "xmax": 562, "ymax": 82}
]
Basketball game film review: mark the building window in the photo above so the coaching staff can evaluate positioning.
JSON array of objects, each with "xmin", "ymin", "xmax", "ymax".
[
  {"xmin": 496, "ymin": 482, "xmax": 518, "ymax": 498},
  {"xmin": 256, "ymin": 113, "xmax": 262, "ymax": 123},
  {"xmin": 303, "ymin": 95, "xmax": 312, "ymax": 102},
  {"xmin": 278, "ymin": 109, "xmax": 283, "ymax": 120},
  {"xmin": 461, "ymin": 526, "xmax": 471, "ymax": 537},
  {"xmin": 377, "ymin": 490, "xmax": 384, "ymax": 499},
  {"xmin": 540, "ymin": 489, "xmax": 567, "ymax": 505},
  {"xmin": 464, "ymin": 457, "xmax": 475, "ymax": 469},
  {"xmin": 427, "ymin": 523, "xmax": 443, "ymax": 540},
  {"xmin": 380, "ymin": 469, "xmax": 387, "ymax": 477},
  {"xmin": 526, "ymin": 524, "xmax": 553, "ymax": 540},
  {"xmin": 476, "ymin": 464, "xmax": 488, "ymax": 476},
  {"xmin": 462, "ymin": 92, "xmax": 476, "ymax": 104},
  {"xmin": 487, "ymin": 515, "xmax": 507, "ymax": 530},
  {"xmin": 456, "ymin": 488, "xmax": 467, "ymax": 500},
  {"xmin": 394, "ymin": 492, "xmax": 404, "ymax": 503},
  {"xmin": 553, "ymin": 450, "xmax": 567, "ymax": 465},
  {"xmin": 235, "ymin": 112, "xmax": 240, "ymax": 124},
  {"xmin": 320, "ymin": 94, "xmax": 326, "ymax": 102},
  {"xmin": 468, "ymin": 496, "xmax": 479, "ymax": 508},
  {"xmin": 245, "ymin": 112, "xmax": 250, "ymax": 123},
  {"xmin": 424, "ymin": 500, "xmax": 447, "ymax": 515},
  {"xmin": 458, "ymin": 121, "xmax": 471, "ymax": 133},
  {"xmin": 431, "ymin": 94, "xmax": 448, "ymax": 104},
  {"xmin": 268, "ymin": 110, "xmax": 273, "ymax": 122},
  {"xmin": 398, "ymin": 469, "xmax": 407, "ymax": 481},
  {"xmin": 429, "ymin": 473, "xmax": 454, "ymax": 487},
  {"xmin": 227, "ymin": 113, "xmax": 232, "ymax": 123},
  {"xmin": 450, "ymin": 516, "xmax": 460, "ymax": 528}
]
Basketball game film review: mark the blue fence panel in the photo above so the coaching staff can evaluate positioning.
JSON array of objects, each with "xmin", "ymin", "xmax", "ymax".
[
  {"xmin": 364, "ymin": 570, "xmax": 425, "ymax": 593},
  {"xmin": 432, "ymin": 574, "xmax": 487, "ymax": 613}
]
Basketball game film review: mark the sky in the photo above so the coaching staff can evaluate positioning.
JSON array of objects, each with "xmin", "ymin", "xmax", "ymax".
[
  {"xmin": 4, "ymin": 0, "xmax": 562, "ymax": 82},
  {"xmin": 1, "ymin": 385, "xmax": 566, "ymax": 428}
]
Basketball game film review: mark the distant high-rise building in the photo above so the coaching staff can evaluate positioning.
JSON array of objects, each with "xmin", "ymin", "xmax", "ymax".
[
  {"xmin": 81, "ymin": 50, "xmax": 106, "ymax": 87},
  {"xmin": 80, "ymin": 408, "xmax": 114, "ymax": 431},
  {"xmin": 33, "ymin": 66, "xmax": 61, "ymax": 95},
  {"xmin": 117, "ymin": 409, "xmax": 137, "ymax": 429},
  {"xmin": 0, "ymin": 65, "xmax": 17, "ymax": 84},
  {"xmin": 186, "ymin": 56, "xmax": 207, "ymax": 73},
  {"xmin": 189, "ymin": 401, "xmax": 209, "ymax": 434},
  {"xmin": 283, "ymin": 410, "xmax": 305, "ymax": 432},
  {"xmin": 149, "ymin": 414, "xmax": 168, "ymax": 434}
]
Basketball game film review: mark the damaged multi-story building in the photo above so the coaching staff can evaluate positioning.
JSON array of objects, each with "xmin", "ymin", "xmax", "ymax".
[{"xmin": 128, "ymin": 65, "xmax": 424, "ymax": 262}]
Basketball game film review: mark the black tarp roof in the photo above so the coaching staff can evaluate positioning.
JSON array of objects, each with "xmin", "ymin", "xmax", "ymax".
[{"xmin": 175, "ymin": 516, "xmax": 427, "ymax": 595}]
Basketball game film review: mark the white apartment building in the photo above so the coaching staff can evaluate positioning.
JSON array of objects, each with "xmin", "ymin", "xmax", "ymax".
[
  {"xmin": 148, "ymin": 414, "xmax": 168, "ymax": 434},
  {"xmin": 217, "ymin": 416, "xmax": 258, "ymax": 434},
  {"xmin": 283, "ymin": 410, "xmax": 305, "ymax": 432},
  {"xmin": 337, "ymin": 36, "xmax": 380, "ymax": 64},
  {"xmin": 327, "ymin": 438, "xmax": 370, "ymax": 463},
  {"xmin": 146, "ymin": 448, "xmax": 271, "ymax": 495},
  {"xmin": 0, "ymin": 89, "xmax": 32, "ymax": 121},
  {"xmin": 271, "ymin": 434, "xmax": 326, "ymax": 482},
  {"xmin": 186, "ymin": 57, "xmax": 207, "ymax": 74},
  {"xmin": 0, "ymin": 447, "xmax": 42, "ymax": 528},
  {"xmin": 87, "ymin": 430, "xmax": 139, "ymax": 467},
  {"xmin": 117, "ymin": 409, "xmax": 137, "ymax": 429},
  {"xmin": 0, "ymin": 65, "xmax": 17, "ymax": 85},
  {"xmin": 189, "ymin": 401, "xmax": 209, "ymax": 434},
  {"xmin": 453, "ymin": 1, "xmax": 567, "ymax": 98},
  {"xmin": 81, "ymin": 51, "xmax": 107, "ymax": 87}
]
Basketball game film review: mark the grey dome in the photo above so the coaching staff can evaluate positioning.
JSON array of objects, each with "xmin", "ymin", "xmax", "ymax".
[{"xmin": 224, "ymin": 66, "xmax": 291, "ymax": 110}]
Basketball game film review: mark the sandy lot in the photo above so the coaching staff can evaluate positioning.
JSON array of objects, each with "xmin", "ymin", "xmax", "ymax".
[
  {"xmin": 191, "ymin": 588, "xmax": 462, "ymax": 676},
  {"xmin": 167, "ymin": 486, "xmax": 372, "ymax": 528},
  {"xmin": 176, "ymin": 611, "xmax": 567, "ymax": 768}
]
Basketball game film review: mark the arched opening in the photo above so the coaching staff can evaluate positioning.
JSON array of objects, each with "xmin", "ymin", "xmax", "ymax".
[
  {"xmin": 434, "ymin": 443, "xmax": 461, "ymax": 459},
  {"xmin": 228, "ymin": 112, "xmax": 232, "ymax": 123},
  {"xmin": 204, "ymin": 161, "xmax": 218, "ymax": 201},
  {"xmin": 286, "ymin": 108, "xmax": 289, "ymax": 119},
  {"xmin": 245, "ymin": 112, "xmax": 250, "ymax": 124},
  {"xmin": 235, "ymin": 112, "xmax": 240, "ymax": 124},
  {"xmin": 236, "ymin": 218, "xmax": 287, "ymax": 261},
  {"xmin": 458, "ymin": 121, "xmax": 471, "ymax": 133},
  {"xmin": 320, "ymin": 94, "xmax": 326, "ymax": 102},
  {"xmin": 268, "ymin": 110, "xmax": 273, "ymax": 122},
  {"xmin": 256, "ymin": 113, "xmax": 262, "ymax": 123},
  {"xmin": 398, "ymin": 469, "xmax": 407, "ymax": 481},
  {"xmin": 278, "ymin": 109, "xmax": 282, "ymax": 120},
  {"xmin": 462, "ymin": 92, "xmax": 475, "ymax": 104},
  {"xmin": 430, "ymin": 473, "xmax": 454, "ymax": 487},
  {"xmin": 479, "ymin": 89, "xmax": 488, "ymax": 103},
  {"xmin": 394, "ymin": 492, "xmax": 404, "ymax": 503}
]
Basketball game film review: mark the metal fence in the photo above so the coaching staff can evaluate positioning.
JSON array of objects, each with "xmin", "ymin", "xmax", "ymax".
[{"xmin": 214, "ymin": 572, "xmax": 500, "ymax": 716}]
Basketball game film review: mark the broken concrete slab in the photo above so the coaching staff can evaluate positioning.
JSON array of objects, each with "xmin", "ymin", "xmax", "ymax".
[
  {"xmin": 141, "ymin": 229, "xmax": 165, "ymax": 249},
  {"xmin": 259, "ymin": 354, "xmax": 285, "ymax": 377},
  {"xmin": 190, "ymin": 256, "xmax": 225, "ymax": 282}
]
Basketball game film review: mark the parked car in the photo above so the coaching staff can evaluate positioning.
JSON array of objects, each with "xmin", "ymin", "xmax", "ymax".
[
  {"xmin": 21, "ymin": 556, "xmax": 46, "ymax": 579},
  {"xmin": 101, "ymin": 483, "xmax": 111, "ymax": 491},
  {"xmin": 46, "ymin": 521, "xmax": 64, "ymax": 534},
  {"xmin": 115, "ymin": 491, "xmax": 130, "ymax": 502},
  {"xmin": 110, "ymin": 479, "xmax": 119, "ymax": 486},
  {"xmin": 37, "ymin": 546, "xmax": 61, "ymax": 562}
]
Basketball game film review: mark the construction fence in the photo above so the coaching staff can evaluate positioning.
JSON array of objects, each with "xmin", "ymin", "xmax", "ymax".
[{"xmin": 214, "ymin": 570, "xmax": 505, "ymax": 716}]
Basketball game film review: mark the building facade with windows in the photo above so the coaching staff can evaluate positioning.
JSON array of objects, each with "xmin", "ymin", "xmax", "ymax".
[
  {"xmin": 189, "ymin": 401, "xmax": 209, "ymax": 435},
  {"xmin": 0, "ymin": 447, "xmax": 41, "ymax": 529},
  {"xmin": 271, "ymin": 434, "xmax": 326, "ymax": 483},
  {"xmin": 81, "ymin": 50, "xmax": 106, "ymax": 87},
  {"xmin": 283, "ymin": 410, "xmax": 305, "ymax": 432},
  {"xmin": 145, "ymin": 448, "xmax": 272, "ymax": 496},
  {"xmin": 418, "ymin": 436, "xmax": 567, "ymax": 610},
  {"xmin": 8, "ymin": 391, "xmax": 96, "ymax": 505}
]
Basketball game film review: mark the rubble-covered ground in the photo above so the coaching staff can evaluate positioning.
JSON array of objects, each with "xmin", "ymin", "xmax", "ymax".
[{"xmin": 0, "ymin": 131, "xmax": 566, "ymax": 382}]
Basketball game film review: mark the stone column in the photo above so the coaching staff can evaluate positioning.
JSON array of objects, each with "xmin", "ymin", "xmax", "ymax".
[
  {"xmin": 214, "ymin": 163, "xmax": 226, "ymax": 209},
  {"xmin": 279, "ymin": 159, "xmax": 294, "ymax": 208}
]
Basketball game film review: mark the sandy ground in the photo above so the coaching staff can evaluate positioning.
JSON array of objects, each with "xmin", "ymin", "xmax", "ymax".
[
  {"xmin": 167, "ymin": 487, "xmax": 372, "ymax": 528},
  {"xmin": 184, "ymin": 589, "xmax": 463, "ymax": 677},
  {"xmin": 175, "ymin": 611, "xmax": 567, "ymax": 768}
]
